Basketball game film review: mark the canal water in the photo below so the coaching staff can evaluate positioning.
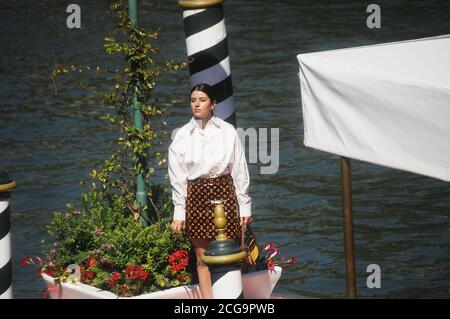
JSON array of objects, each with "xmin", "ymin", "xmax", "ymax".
[{"xmin": 1, "ymin": 0, "xmax": 449, "ymax": 298}]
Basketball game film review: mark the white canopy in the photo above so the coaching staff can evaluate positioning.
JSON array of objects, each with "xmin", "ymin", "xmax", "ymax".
[{"xmin": 297, "ymin": 35, "xmax": 450, "ymax": 182}]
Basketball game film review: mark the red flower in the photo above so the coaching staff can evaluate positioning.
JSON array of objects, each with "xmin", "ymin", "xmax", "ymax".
[
  {"xmin": 267, "ymin": 259, "xmax": 275, "ymax": 271},
  {"xmin": 139, "ymin": 271, "xmax": 148, "ymax": 281},
  {"xmin": 21, "ymin": 257, "xmax": 28, "ymax": 267},
  {"xmin": 125, "ymin": 265, "xmax": 148, "ymax": 281},
  {"xmin": 86, "ymin": 257, "xmax": 98, "ymax": 268},
  {"xmin": 111, "ymin": 272, "xmax": 121, "ymax": 281},
  {"xmin": 168, "ymin": 250, "xmax": 189, "ymax": 273},
  {"xmin": 36, "ymin": 270, "xmax": 43, "ymax": 278},
  {"xmin": 44, "ymin": 267, "xmax": 57, "ymax": 278},
  {"xmin": 108, "ymin": 279, "xmax": 116, "ymax": 286},
  {"xmin": 84, "ymin": 271, "xmax": 94, "ymax": 279}
]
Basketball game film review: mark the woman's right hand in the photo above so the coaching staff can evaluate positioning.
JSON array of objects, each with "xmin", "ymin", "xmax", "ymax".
[{"xmin": 171, "ymin": 220, "xmax": 185, "ymax": 235}]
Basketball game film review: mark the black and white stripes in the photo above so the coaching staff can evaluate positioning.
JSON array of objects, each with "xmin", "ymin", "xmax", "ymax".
[
  {"xmin": 0, "ymin": 175, "xmax": 14, "ymax": 299},
  {"xmin": 181, "ymin": 2, "xmax": 236, "ymax": 126}
]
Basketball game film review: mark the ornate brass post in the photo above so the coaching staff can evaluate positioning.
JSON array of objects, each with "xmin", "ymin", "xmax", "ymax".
[
  {"xmin": 202, "ymin": 200, "xmax": 247, "ymax": 265},
  {"xmin": 201, "ymin": 200, "xmax": 247, "ymax": 298}
]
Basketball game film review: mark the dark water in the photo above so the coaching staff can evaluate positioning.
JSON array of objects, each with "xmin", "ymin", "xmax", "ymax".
[{"xmin": 1, "ymin": 0, "xmax": 449, "ymax": 298}]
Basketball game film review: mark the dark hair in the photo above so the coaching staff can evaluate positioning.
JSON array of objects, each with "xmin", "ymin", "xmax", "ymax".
[{"xmin": 190, "ymin": 83, "xmax": 216, "ymax": 103}]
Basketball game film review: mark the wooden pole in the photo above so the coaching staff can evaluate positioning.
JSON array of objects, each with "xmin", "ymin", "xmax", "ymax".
[{"xmin": 341, "ymin": 157, "xmax": 357, "ymax": 298}]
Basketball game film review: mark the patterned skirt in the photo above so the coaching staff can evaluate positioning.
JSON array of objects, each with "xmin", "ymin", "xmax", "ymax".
[{"xmin": 186, "ymin": 174, "xmax": 241, "ymax": 239}]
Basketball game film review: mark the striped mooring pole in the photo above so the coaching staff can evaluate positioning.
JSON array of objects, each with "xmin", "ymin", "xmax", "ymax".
[
  {"xmin": 201, "ymin": 201, "xmax": 247, "ymax": 299},
  {"xmin": 178, "ymin": 0, "xmax": 236, "ymax": 127},
  {"xmin": 0, "ymin": 172, "xmax": 16, "ymax": 299}
]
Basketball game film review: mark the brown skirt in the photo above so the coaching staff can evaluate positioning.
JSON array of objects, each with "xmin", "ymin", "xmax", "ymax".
[{"xmin": 185, "ymin": 174, "xmax": 241, "ymax": 239}]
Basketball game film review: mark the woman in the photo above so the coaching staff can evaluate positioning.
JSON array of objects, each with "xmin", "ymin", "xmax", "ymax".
[{"xmin": 168, "ymin": 83, "xmax": 252, "ymax": 299}]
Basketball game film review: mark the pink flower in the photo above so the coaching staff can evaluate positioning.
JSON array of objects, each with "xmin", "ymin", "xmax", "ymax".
[
  {"xmin": 40, "ymin": 289, "xmax": 49, "ymax": 298},
  {"xmin": 48, "ymin": 285, "xmax": 57, "ymax": 293},
  {"xmin": 268, "ymin": 249, "xmax": 279, "ymax": 260},
  {"xmin": 264, "ymin": 242, "xmax": 277, "ymax": 252},
  {"xmin": 286, "ymin": 257, "xmax": 297, "ymax": 264},
  {"xmin": 41, "ymin": 285, "xmax": 57, "ymax": 298}
]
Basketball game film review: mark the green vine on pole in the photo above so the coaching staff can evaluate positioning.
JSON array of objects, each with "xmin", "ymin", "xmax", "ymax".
[{"xmin": 52, "ymin": 0, "xmax": 187, "ymax": 225}]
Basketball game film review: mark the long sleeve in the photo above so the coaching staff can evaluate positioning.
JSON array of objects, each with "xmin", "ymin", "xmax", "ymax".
[
  {"xmin": 230, "ymin": 132, "xmax": 252, "ymax": 217},
  {"xmin": 168, "ymin": 132, "xmax": 189, "ymax": 221}
]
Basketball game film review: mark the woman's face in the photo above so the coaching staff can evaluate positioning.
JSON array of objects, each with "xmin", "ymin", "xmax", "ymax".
[{"xmin": 191, "ymin": 90, "xmax": 215, "ymax": 119}]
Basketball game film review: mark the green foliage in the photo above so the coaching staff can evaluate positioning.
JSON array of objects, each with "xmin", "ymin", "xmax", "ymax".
[
  {"xmin": 34, "ymin": 0, "xmax": 193, "ymax": 297},
  {"xmin": 91, "ymin": 0, "xmax": 187, "ymax": 223},
  {"xmin": 45, "ymin": 193, "xmax": 193, "ymax": 296},
  {"xmin": 52, "ymin": 0, "xmax": 187, "ymax": 224}
]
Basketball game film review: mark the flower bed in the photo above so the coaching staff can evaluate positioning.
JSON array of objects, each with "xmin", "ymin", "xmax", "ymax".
[{"xmin": 41, "ymin": 266, "xmax": 282, "ymax": 299}]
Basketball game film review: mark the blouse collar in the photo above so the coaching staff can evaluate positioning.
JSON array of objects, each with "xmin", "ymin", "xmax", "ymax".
[{"xmin": 188, "ymin": 115, "xmax": 221, "ymax": 132}]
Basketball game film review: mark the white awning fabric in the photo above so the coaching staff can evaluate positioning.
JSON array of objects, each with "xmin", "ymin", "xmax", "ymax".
[{"xmin": 297, "ymin": 35, "xmax": 450, "ymax": 182}]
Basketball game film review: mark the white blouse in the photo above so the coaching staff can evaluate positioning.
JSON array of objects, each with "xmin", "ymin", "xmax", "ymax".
[{"xmin": 168, "ymin": 115, "xmax": 251, "ymax": 221}]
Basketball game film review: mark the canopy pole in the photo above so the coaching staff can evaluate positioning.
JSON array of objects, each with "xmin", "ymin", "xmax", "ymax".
[{"xmin": 341, "ymin": 157, "xmax": 357, "ymax": 298}]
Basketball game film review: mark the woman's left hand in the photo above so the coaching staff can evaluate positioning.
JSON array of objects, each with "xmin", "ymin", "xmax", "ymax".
[{"xmin": 240, "ymin": 216, "xmax": 252, "ymax": 226}]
